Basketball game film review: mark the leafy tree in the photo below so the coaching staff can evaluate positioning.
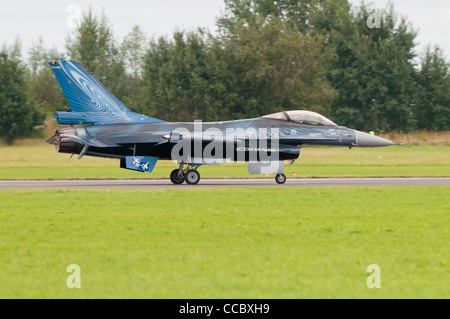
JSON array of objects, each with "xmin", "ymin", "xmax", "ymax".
[
  {"xmin": 66, "ymin": 8, "xmax": 128, "ymax": 104},
  {"xmin": 213, "ymin": 16, "xmax": 336, "ymax": 119},
  {"xmin": 220, "ymin": 1, "xmax": 421, "ymax": 131},
  {"xmin": 142, "ymin": 15, "xmax": 335, "ymax": 122},
  {"xmin": 218, "ymin": 0, "xmax": 320, "ymax": 33},
  {"xmin": 414, "ymin": 46, "xmax": 450, "ymax": 131},
  {"xmin": 121, "ymin": 25, "xmax": 147, "ymax": 112},
  {"xmin": 66, "ymin": 8, "xmax": 111, "ymax": 71},
  {"xmin": 328, "ymin": 2, "xmax": 418, "ymax": 131},
  {"xmin": 28, "ymin": 37, "xmax": 67, "ymax": 112},
  {"xmin": 142, "ymin": 30, "xmax": 214, "ymax": 121},
  {"xmin": 218, "ymin": 0, "xmax": 352, "ymax": 36},
  {"xmin": 0, "ymin": 46, "xmax": 45, "ymax": 143}
]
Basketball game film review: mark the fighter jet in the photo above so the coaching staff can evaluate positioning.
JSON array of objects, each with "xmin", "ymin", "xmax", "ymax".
[{"xmin": 46, "ymin": 60, "xmax": 396, "ymax": 185}]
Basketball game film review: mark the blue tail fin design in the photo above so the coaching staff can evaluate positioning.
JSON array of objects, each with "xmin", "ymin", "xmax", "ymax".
[{"xmin": 49, "ymin": 60, "xmax": 165, "ymax": 125}]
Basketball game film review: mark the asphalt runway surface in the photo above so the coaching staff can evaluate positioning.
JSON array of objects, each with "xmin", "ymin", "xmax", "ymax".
[{"xmin": 0, "ymin": 178, "xmax": 449, "ymax": 189}]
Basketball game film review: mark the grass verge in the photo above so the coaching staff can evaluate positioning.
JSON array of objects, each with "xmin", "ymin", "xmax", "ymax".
[{"xmin": 0, "ymin": 187, "xmax": 448, "ymax": 298}]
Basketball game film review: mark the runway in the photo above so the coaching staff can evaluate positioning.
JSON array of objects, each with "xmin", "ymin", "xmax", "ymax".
[{"xmin": 0, "ymin": 178, "xmax": 449, "ymax": 189}]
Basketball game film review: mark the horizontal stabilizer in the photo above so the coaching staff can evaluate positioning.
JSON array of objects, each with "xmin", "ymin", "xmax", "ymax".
[{"xmin": 54, "ymin": 112, "xmax": 123, "ymax": 125}]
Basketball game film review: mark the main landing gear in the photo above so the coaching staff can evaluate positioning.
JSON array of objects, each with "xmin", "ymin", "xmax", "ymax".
[{"xmin": 170, "ymin": 163, "xmax": 201, "ymax": 185}]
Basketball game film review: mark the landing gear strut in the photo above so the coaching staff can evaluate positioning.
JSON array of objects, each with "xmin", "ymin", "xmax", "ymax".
[
  {"xmin": 170, "ymin": 162, "xmax": 201, "ymax": 185},
  {"xmin": 275, "ymin": 174, "xmax": 287, "ymax": 185}
]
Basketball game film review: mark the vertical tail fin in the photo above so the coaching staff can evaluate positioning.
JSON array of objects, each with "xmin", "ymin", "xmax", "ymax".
[{"xmin": 49, "ymin": 60, "xmax": 164, "ymax": 124}]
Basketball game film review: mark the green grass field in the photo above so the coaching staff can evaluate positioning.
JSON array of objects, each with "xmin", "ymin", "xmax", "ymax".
[
  {"xmin": 0, "ymin": 187, "xmax": 448, "ymax": 299},
  {"xmin": 0, "ymin": 145, "xmax": 449, "ymax": 179}
]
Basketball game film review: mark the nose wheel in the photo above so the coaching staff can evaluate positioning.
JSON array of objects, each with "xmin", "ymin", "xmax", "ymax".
[{"xmin": 275, "ymin": 174, "xmax": 286, "ymax": 184}]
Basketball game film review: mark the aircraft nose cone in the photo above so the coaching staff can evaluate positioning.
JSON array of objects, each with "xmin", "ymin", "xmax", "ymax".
[{"xmin": 354, "ymin": 131, "xmax": 395, "ymax": 147}]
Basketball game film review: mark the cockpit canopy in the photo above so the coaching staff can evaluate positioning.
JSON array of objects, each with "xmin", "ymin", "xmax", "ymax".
[{"xmin": 262, "ymin": 110, "xmax": 337, "ymax": 126}]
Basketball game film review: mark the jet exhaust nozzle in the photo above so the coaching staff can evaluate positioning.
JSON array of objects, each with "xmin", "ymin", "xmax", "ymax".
[{"xmin": 54, "ymin": 128, "xmax": 84, "ymax": 155}]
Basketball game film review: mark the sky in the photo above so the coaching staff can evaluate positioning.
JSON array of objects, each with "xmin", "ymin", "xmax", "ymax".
[
  {"xmin": 0, "ymin": 0, "xmax": 449, "ymax": 60},
  {"xmin": 0, "ymin": 0, "xmax": 225, "ymax": 55},
  {"xmin": 348, "ymin": 0, "xmax": 450, "ymax": 59}
]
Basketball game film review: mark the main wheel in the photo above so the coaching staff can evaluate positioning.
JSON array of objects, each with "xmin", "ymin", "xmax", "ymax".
[
  {"xmin": 184, "ymin": 169, "xmax": 201, "ymax": 185},
  {"xmin": 275, "ymin": 174, "xmax": 287, "ymax": 185},
  {"xmin": 170, "ymin": 169, "xmax": 185, "ymax": 184}
]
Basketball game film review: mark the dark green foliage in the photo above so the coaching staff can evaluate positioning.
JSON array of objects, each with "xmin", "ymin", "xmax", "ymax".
[
  {"xmin": 0, "ymin": 48, "xmax": 45, "ymax": 143},
  {"xmin": 230, "ymin": 0, "xmax": 420, "ymax": 131},
  {"xmin": 66, "ymin": 8, "xmax": 129, "ymax": 105},
  {"xmin": 329, "ymin": 3, "xmax": 419, "ymax": 132},
  {"xmin": 414, "ymin": 46, "xmax": 450, "ymax": 131},
  {"xmin": 141, "ymin": 18, "xmax": 336, "ymax": 122},
  {"xmin": 142, "ymin": 30, "xmax": 215, "ymax": 121},
  {"xmin": 120, "ymin": 25, "xmax": 147, "ymax": 112},
  {"xmin": 213, "ymin": 16, "xmax": 336, "ymax": 118},
  {"xmin": 27, "ymin": 37, "xmax": 67, "ymax": 113}
]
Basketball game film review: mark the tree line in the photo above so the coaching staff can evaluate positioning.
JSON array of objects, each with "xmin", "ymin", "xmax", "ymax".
[{"xmin": 1, "ymin": 0, "xmax": 449, "ymax": 142}]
